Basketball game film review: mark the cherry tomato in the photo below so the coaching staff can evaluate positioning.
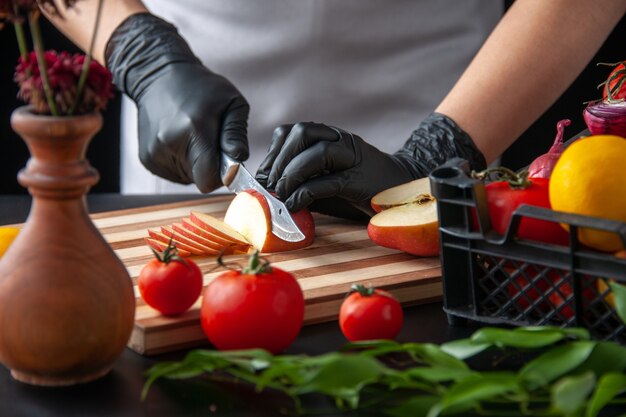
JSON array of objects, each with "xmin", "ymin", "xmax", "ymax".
[
  {"xmin": 602, "ymin": 62, "xmax": 626, "ymax": 102},
  {"xmin": 201, "ymin": 251, "xmax": 304, "ymax": 354},
  {"xmin": 138, "ymin": 242, "xmax": 203, "ymax": 316},
  {"xmin": 485, "ymin": 177, "xmax": 569, "ymax": 246},
  {"xmin": 339, "ymin": 284, "xmax": 404, "ymax": 342}
]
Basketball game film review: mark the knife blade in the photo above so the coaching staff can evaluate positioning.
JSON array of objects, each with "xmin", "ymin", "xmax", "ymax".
[{"xmin": 220, "ymin": 154, "xmax": 305, "ymax": 242}]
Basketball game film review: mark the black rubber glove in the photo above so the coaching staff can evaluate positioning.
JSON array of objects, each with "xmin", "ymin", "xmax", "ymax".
[
  {"xmin": 105, "ymin": 13, "xmax": 249, "ymax": 192},
  {"xmin": 255, "ymin": 113, "xmax": 486, "ymax": 221}
]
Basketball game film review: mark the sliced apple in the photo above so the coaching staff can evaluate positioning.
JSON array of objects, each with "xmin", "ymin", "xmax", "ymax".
[
  {"xmin": 223, "ymin": 190, "xmax": 315, "ymax": 253},
  {"xmin": 160, "ymin": 225, "xmax": 222, "ymax": 256},
  {"xmin": 180, "ymin": 217, "xmax": 245, "ymax": 247},
  {"xmin": 189, "ymin": 211, "xmax": 250, "ymax": 246},
  {"xmin": 147, "ymin": 229, "xmax": 206, "ymax": 256},
  {"xmin": 368, "ymin": 178, "xmax": 439, "ymax": 257},
  {"xmin": 144, "ymin": 237, "xmax": 192, "ymax": 257},
  {"xmin": 371, "ymin": 177, "xmax": 433, "ymax": 213},
  {"xmin": 171, "ymin": 222, "xmax": 250, "ymax": 254}
]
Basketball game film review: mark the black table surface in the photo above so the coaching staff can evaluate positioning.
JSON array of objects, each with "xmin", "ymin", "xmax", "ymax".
[{"xmin": 0, "ymin": 193, "xmax": 481, "ymax": 417}]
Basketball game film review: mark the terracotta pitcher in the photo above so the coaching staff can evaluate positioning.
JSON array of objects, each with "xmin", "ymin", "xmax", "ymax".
[{"xmin": 0, "ymin": 106, "xmax": 135, "ymax": 386}]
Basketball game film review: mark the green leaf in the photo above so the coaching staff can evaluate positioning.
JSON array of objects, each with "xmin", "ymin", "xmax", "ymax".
[
  {"xmin": 291, "ymin": 354, "xmax": 386, "ymax": 409},
  {"xmin": 142, "ymin": 361, "xmax": 202, "ymax": 400},
  {"xmin": 386, "ymin": 395, "xmax": 440, "ymax": 417},
  {"xmin": 585, "ymin": 372, "xmax": 626, "ymax": 417},
  {"xmin": 256, "ymin": 357, "xmax": 318, "ymax": 389},
  {"xmin": 551, "ymin": 371, "xmax": 596, "ymax": 416},
  {"xmin": 609, "ymin": 281, "xmax": 626, "ymax": 325},
  {"xmin": 471, "ymin": 327, "xmax": 586, "ymax": 349},
  {"xmin": 440, "ymin": 338, "xmax": 491, "ymax": 360},
  {"xmin": 403, "ymin": 366, "xmax": 476, "ymax": 383},
  {"xmin": 380, "ymin": 369, "xmax": 437, "ymax": 392},
  {"xmin": 430, "ymin": 372, "xmax": 524, "ymax": 417},
  {"xmin": 519, "ymin": 341, "xmax": 596, "ymax": 389},
  {"xmin": 573, "ymin": 341, "xmax": 626, "ymax": 377}
]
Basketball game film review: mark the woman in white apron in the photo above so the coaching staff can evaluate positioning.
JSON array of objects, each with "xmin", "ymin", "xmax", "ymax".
[{"xmin": 49, "ymin": 0, "xmax": 626, "ymax": 219}]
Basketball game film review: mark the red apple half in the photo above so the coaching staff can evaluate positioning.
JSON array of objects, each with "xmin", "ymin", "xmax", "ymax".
[
  {"xmin": 223, "ymin": 190, "xmax": 315, "ymax": 253},
  {"xmin": 367, "ymin": 178, "xmax": 440, "ymax": 257}
]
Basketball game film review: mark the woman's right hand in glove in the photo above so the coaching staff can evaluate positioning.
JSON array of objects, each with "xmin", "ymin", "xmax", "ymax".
[{"xmin": 106, "ymin": 13, "xmax": 249, "ymax": 193}]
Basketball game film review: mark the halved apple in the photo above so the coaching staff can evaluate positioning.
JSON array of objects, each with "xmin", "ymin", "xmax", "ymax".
[
  {"xmin": 367, "ymin": 178, "xmax": 439, "ymax": 257},
  {"xmin": 223, "ymin": 190, "xmax": 315, "ymax": 253},
  {"xmin": 371, "ymin": 177, "xmax": 434, "ymax": 213}
]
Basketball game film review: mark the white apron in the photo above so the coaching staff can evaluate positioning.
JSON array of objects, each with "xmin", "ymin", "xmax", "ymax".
[{"xmin": 120, "ymin": 0, "xmax": 503, "ymax": 194}]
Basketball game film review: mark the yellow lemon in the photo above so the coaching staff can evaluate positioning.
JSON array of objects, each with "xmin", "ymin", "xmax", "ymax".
[
  {"xmin": 0, "ymin": 227, "xmax": 20, "ymax": 258},
  {"xmin": 549, "ymin": 135, "xmax": 626, "ymax": 252}
]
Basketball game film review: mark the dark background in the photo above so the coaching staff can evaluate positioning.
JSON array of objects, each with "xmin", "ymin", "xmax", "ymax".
[
  {"xmin": 1, "ymin": 4, "xmax": 625, "ymax": 194},
  {"xmin": 0, "ymin": 18, "xmax": 122, "ymax": 194}
]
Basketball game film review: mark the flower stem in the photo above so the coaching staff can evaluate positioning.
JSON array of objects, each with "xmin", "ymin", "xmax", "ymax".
[
  {"xmin": 28, "ymin": 11, "xmax": 59, "ymax": 116},
  {"xmin": 13, "ymin": 22, "xmax": 29, "ymax": 60},
  {"xmin": 69, "ymin": 0, "xmax": 104, "ymax": 115}
]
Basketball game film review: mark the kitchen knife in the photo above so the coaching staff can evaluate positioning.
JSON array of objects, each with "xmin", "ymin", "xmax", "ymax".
[{"xmin": 220, "ymin": 154, "xmax": 305, "ymax": 242}]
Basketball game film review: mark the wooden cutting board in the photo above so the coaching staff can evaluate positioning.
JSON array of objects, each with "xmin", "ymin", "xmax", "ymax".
[{"xmin": 91, "ymin": 195, "xmax": 442, "ymax": 355}]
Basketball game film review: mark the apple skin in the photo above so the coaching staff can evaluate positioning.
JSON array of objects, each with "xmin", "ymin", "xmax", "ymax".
[
  {"xmin": 367, "ymin": 206, "xmax": 440, "ymax": 257},
  {"xmin": 224, "ymin": 190, "xmax": 315, "ymax": 253}
]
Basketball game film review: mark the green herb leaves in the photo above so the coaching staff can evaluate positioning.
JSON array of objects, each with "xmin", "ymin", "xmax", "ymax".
[{"xmin": 143, "ymin": 326, "xmax": 626, "ymax": 416}]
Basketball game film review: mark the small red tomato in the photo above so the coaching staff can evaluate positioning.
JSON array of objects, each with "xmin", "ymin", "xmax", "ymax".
[
  {"xmin": 339, "ymin": 284, "xmax": 404, "ymax": 342},
  {"xmin": 484, "ymin": 176, "xmax": 569, "ymax": 246},
  {"xmin": 602, "ymin": 61, "xmax": 626, "ymax": 102},
  {"xmin": 138, "ymin": 241, "xmax": 203, "ymax": 316},
  {"xmin": 201, "ymin": 251, "xmax": 304, "ymax": 354}
]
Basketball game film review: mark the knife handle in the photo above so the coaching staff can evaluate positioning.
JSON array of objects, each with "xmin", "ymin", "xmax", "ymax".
[{"xmin": 221, "ymin": 154, "xmax": 240, "ymax": 187}]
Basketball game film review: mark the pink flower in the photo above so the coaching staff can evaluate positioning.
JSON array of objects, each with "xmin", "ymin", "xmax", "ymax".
[{"xmin": 15, "ymin": 50, "xmax": 114, "ymax": 114}]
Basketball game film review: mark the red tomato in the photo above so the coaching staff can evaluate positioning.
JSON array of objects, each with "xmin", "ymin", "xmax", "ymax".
[
  {"xmin": 485, "ymin": 177, "xmax": 569, "ymax": 246},
  {"xmin": 138, "ymin": 242, "xmax": 203, "ymax": 316},
  {"xmin": 547, "ymin": 276, "xmax": 596, "ymax": 320},
  {"xmin": 339, "ymin": 284, "xmax": 404, "ymax": 342},
  {"xmin": 201, "ymin": 251, "xmax": 304, "ymax": 354},
  {"xmin": 602, "ymin": 62, "xmax": 626, "ymax": 102}
]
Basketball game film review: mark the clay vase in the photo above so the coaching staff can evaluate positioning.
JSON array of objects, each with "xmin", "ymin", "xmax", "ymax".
[{"xmin": 0, "ymin": 106, "xmax": 135, "ymax": 386}]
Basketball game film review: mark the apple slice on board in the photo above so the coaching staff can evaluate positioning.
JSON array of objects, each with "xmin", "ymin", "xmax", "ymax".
[
  {"xmin": 145, "ymin": 237, "xmax": 192, "ymax": 257},
  {"xmin": 367, "ymin": 177, "xmax": 440, "ymax": 257},
  {"xmin": 189, "ymin": 211, "xmax": 250, "ymax": 246},
  {"xmin": 180, "ymin": 217, "xmax": 248, "ymax": 249},
  {"xmin": 148, "ymin": 229, "xmax": 203, "ymax": 256},
  {"xmin": 160, "ymin": 225, "xmax": 222, "ymax": 256},
  {"xmin": 171, "ymin": 222, "xmax": 249, "ymax": 254},
  {"xmin": 223, "ymin": 190, "xmax": 315, "ymax": 253}
]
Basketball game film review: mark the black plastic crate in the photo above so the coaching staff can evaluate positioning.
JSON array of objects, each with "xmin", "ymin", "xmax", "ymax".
[{"xmin": 429, "ymin": 158, "xmax": 626, "ymax": 342}]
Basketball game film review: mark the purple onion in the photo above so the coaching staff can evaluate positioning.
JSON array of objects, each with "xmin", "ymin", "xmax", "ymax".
[{"xmin": 583, "ymin": 101, "xmax": 626, "ymax": 137}]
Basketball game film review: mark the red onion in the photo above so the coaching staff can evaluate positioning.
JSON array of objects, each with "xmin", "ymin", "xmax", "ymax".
[
  {"xmin": 527, "ymin": 119, "xmax": 570, "ymax": 179},
  {"xmin": 583, "ymin": 100, "xmax": 626, "ymax": 137}
]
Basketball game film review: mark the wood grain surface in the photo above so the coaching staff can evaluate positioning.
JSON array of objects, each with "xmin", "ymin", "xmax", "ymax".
[{"xmin": 92, "ymin": 196, "xmax": 442, "ymax": 355}]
